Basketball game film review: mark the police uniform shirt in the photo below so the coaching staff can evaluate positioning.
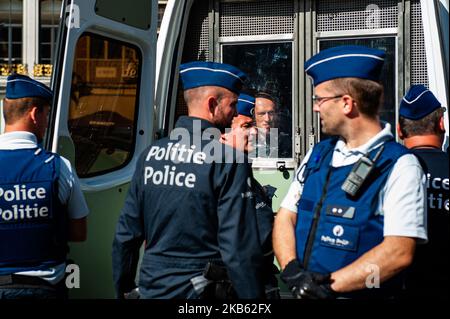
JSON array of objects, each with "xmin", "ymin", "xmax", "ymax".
[
  {"xmin": 0, "ymin": 131, "xmax": 89, "ymax": 283},
  {"xmin": 281, "ymin": 123, "xmax": 427, "ymax": 241}
]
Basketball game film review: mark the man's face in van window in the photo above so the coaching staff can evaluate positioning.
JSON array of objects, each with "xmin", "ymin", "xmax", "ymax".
[{"xmin": 255, "ymin": 97, "xmax": 275, "ymax": 133}]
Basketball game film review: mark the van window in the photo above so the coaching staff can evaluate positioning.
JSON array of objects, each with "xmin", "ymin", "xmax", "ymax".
[
  {"xmin": 223, "ymin": 42, "xmax": 293, "ymax": 158},
  {"xmin": 94, "ymin": 0, "xmax": 152, "ymax": 30},
  {"xmin": 68, "ymin": 33, "xmax": 141, "ymax": 177}
]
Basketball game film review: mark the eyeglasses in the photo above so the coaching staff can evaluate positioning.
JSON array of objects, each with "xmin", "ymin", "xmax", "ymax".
[{"xmin": 312, "ymin": 94, "xmax": 343, "ymax": 106}]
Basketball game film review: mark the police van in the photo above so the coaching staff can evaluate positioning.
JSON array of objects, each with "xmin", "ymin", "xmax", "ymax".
[{"xmin": 1, "ymin": 0, "xmax": 447, "ymax": 298}]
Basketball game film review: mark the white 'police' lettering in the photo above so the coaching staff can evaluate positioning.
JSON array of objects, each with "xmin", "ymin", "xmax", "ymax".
[
  {"xmin": 144, "ymin": 165, "xmax": 196, "ymax": 188},
  {"xmin": 0, "ymin": 185, "xmax": 46, "ymax": 202}
]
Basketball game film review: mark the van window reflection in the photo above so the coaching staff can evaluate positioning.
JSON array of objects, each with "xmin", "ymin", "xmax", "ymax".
[
  {"xmin": 223, "ymin": 42, "xmax": 293, "ymax": 158},
  {"xmin": 68, "ymin": 33, "xmax": 141, "ymax": 177}
]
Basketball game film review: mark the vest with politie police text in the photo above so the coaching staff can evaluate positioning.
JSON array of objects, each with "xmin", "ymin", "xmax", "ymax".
[
  {"xmin": 295, "ymin": 137, "xmax": 410, "ymax": 296},
  {"xmin": 0, "ymin": 147, "xmax": 68, "ymax": 274}
]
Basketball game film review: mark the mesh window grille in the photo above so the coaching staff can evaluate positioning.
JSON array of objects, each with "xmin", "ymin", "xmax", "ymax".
[
  {"xmin": 219, "ymin": 0, "xmax": 294, "ymax": 37},
  {"xmin": 410, "ymin": 0, "xmax": 429, "ymax": 87},
  {"xmin": 177, "ymin": 1, "xmax": 211, "ymax": 122},
  {"xmin": 316, "ymin": 0, "xmax": 398, "ymax": 31},
  {"xmin": 181, "ymin": 1, "xmax": 210, "ymax": 62}
]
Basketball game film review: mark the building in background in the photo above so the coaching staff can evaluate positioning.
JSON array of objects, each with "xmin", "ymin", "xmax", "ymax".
[{"xmin": 0, "ymin": 0, "xmax": 167, "ymax": 100}]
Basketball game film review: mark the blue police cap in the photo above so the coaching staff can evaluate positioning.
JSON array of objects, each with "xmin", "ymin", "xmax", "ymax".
[
  {"xmin": 237, "ymin": 93, "xmax": 255, "ymax": 117},
  {"xmin": 6, "ymin": 73, "xmax": 53, "ymax": 102},
  {"xmin": 399, "ymin": 85, "xmax": 442, "ymax": 120},
  {"xmin": 304, "ymin": 45, "xmax": 385, "ymax": 86},
  {"xmin": 179, "ymin": 61, "xmax": 246, "ymax": 94}
]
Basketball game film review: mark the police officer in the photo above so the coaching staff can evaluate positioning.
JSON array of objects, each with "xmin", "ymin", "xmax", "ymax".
[
  {"xmin": 221, "ymin": 93, "xmax": 280, "ymax": 299},
  {"xmin": 112, "ymin": 62, "xmax": 264, "ymax": 299},
  {"xmin": 273, "ymin": 46, "xmax": 427, "ymax": 299},
  {"xmin": 397, "ymin": 85, "xmax": 449, "ymax": 299},
  {"xmin": 0, "ymin": 74, "xmax": 89, "ymax": 299}
]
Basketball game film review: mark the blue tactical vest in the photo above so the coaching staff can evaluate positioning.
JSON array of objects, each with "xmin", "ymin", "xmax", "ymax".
[
  {"xmin": 0, "ymin": 148, "xmax": 67, "ymax": 274},
  {"xmin": 295, "ymin": 137, "xmax": 409, "ymax": 276}
]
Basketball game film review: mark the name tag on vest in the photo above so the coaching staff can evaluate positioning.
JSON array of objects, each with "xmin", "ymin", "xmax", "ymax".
[{"xmin": 326, "ymin": 204, "xmax": 356, "ymax": 219}]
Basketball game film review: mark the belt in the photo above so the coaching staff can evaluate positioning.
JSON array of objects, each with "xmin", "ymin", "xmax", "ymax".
[{"xmin": 0, "ymin": 274, "xmax": 55, "ymax": 288}]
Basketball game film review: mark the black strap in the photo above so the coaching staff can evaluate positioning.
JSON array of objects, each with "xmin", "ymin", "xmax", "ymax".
[
  {"xmin": 0, "ymin": 274, "xmax": 56, "ymax": 288},
  {"xmin": 302, "ymin": 167, "xmax": 333, "ymax": 269},
  {"xmin": 299, "ymin": 138, "xmax": 337, "ymax": 186}
]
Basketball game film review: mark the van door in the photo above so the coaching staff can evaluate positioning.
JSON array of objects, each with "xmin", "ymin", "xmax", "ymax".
[{"xmin": 46, "ymin": 0, "xmax": 157, "ymax": 298}]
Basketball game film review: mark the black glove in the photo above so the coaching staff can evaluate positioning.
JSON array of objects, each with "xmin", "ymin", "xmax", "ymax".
[{"xmin": 280, "ymin": 260, "xmax": 336, "ymax": 299}]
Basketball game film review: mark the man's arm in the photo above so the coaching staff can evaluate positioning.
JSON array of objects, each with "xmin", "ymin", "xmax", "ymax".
[
  {"xmin": 332, "ymin": 154, "xmax": 425, "ymax": 293},
  {"xmin": 68, "ymin": 217, "xmax": 87, "ymax": 242},
  {"xmin": 273, "ymin": 207, "xmax": 297, "ymax": 270},
  {"xmin": 330, "ymin": 236, "xmax": 415, "ymax": 292},
  {"xmin": 59, "ymin": 157, "xmax": 89, "ymax": 241},
  {"xmin": 273, "ymin": 151, "xmax": 308, "ymax": 270},
  {"xmin": 111, "ymin": 156, "xmax": 145, "ymax": 298}
]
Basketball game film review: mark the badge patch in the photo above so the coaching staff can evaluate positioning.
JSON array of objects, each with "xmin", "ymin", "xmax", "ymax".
[
  {"xmin": 332, "ymin": 225, "xmax": 344, "ymax": 237},
  {"xmin": 320, "ymin": 222, "xmax": 359, "ymax": 251}
]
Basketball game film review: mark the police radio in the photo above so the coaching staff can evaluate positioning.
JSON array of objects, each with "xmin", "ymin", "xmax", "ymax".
[{"xmin": 341, "ymin": 145, "xmax": 384, "ymax": 196}]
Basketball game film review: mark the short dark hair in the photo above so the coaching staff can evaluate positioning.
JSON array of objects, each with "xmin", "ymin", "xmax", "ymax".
[
  {"xmin": 399, "ymin": 107, "xmax": 445, "ymax": 138},
  {"xmin": 2, "ymin": 97, "xmax": 49, "ymax": 125},
  {"xmin": 255, "ymin": 91, "xmax": 276, "ymax": 105},
  {"xmin": 329, "ymin": 78, "xmax": 384, "ymax": 119}
]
